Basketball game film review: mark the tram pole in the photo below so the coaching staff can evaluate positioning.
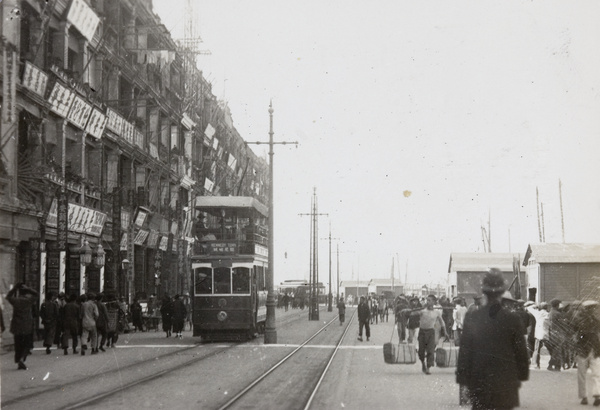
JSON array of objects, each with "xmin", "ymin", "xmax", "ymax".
[
  {"xmin": 246, "ymin": 101, "xmax": 297, "ymax": 344},
  {"xmin": 320, "ymin": 222, "xmax": 338, "ymax": 312}
]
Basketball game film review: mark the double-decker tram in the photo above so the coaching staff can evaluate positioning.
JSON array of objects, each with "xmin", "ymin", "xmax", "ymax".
[{"xmin": 191, "ymin": 196, "xmax": 269, "ymax": 341}]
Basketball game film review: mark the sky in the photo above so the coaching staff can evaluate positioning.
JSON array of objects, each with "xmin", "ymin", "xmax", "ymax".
[{"xmin": 152, "ymin": 0, "xmax": 600, "ymax": 289}]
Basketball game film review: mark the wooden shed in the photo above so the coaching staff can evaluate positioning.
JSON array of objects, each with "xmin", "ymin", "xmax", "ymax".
[{"xmin": 523, "ymin": 243, "xmax": 600, "ymax": 303}]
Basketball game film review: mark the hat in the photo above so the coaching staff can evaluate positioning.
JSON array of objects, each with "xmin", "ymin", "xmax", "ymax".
[
  {"xmin": 582, "ymin": 300, "xmax": 599, "ymax": 308},
  {"xmin": 524, "ymin": 301, "xmax": 535, "ymax": 307},
  {"xmin": 473, "ymin": 295, "xmax": 482, "ymax": 300},
  {"xmin": 482, "ymin": 268, "xmax": 506, "ymax": 293},
  {"xmin": 58, "ymin": 292, "xmax": 66, "ymax": 299},
  {"xmin": 502, "ymin": 291, "xmax": 518, "ymax": 302},
  {"xmin": 550, "ymin": 298, "xmax": 561, "ymax": 308}
]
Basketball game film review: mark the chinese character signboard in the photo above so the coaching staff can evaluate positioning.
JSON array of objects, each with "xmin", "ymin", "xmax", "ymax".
[
  {"xmin": 2, "ymin": 48, "xmax": 17, "ymax": 123},
  {"xmin": 66, "ymin": 0, "xmax": 100, "ymax": 42},
  {"xmin": 57, "ymin": 190, "xmax": 68, "ymax": 251},
  {"xmin": 133, "ymin": 229, "xmax": 149, "ymax": 245},
  {"xmin": 47, "ymin": 82, "xmax": 75, "ymax": 117},
  {"xmin": 22, "ymin": 61, "xmax": 48, "ymax": 97},
  {"xmin": 67, "ymin": 95, "xmax": 93, "ymax": 130},
  {"xmin": 106, "ymin": 108, "xmax": 124, "ymax": 136},
  {"xmin": 85, "ymin": 108, "xmax": 107, "ymax": 139},
  {"xmin": 158, "ymin": 236, "xmax": 169, "ymax": 251},
  {"xmin": 209, "ymin": 242, "xmax": 237, "ymax": 255}
]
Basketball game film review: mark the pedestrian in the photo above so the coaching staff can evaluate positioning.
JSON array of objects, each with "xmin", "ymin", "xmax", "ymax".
[
  {"xmin": 357, "ymin": 296, "xmax": 370, "ymax": 342},
  {"xmin": 456, "ymin": 268, "xmax": 529, "ymax": 410},
  {"xmin": 406, "ymin": 297, "xmax": 421, "ymax": 344},
  {"xmin": 572, "ymin": 300, "xmax": 600, "ymax": 406},
  {"xmin": 547, "ymin": 298, "xmax": 565, "ymax": 371},
  {"xmin": 283, "ymin": 292, "xmax": 290, "ymax": 312},
  {"xmin": 54, "ymin": 292, "xmax": 66, "ymax": 349},
  {"xmin": 130, "ymin": 299, "xmax": 144, "ymax": 332},
  {"xmin": 337, "ymin": 297, "xmax": 346, "ymax": 325},
  {"xmin": 452, "ymin": 297, "xmax": 468, "ymax": 346},
  {"xmin": 415, "ymin": 294, "xmax": 447, "ymax": 374},
  {"xmin": 394, "ymin": 296, "xmax": 410, "ymax": 342},
  {"xmin": 95, "ymin": 293, "xmax": 109, "ymax": 352},
  {"xmin": 105, "ymin": 294, "xmax": 124, "ymax": 347},
  {"xmin": 523, "ymin": 301, "xmax": 537, "ymax": 359},
  {"xmin": 6, "ymin": 283, "xmax": 38, "ymax": 370},
  {"xmin": 161, "ymin": 294, "xmax": 173, "ymax": 338},
  {"xmin": 80, "ymin": 293, "xmax": 99, "ymax": 355},
  {"xmin": 61, "ymin": 294, "xmax": 80, "ymax": 355},
  {"xmin": 527, "ymin": 301, "xmax": 550, "ymax": 369},
  {"xmin": 172, "ymin": 294, "xmax": 187, "ymax": 338},
  {"xmin": 467, "ymin": 295, "xmax": 483, "ymax": 315},
  {"xmin": 40, "ymin": 291, "xmax": 59, "ymax": 354}
]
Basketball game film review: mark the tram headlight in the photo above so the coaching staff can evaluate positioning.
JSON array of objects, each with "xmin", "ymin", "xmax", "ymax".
[{"xmin": 217, "ymin": 311, "xmax": 228, "ymax": 322}]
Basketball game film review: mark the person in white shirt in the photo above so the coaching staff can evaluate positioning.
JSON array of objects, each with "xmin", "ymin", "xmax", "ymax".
[
  {"xmin": 452, "ymin": 298, "xmax": 468, "ymax": 346},
  {"xmin": 527, "ymin": 302, "xmax": 550, "ymax": 369}
]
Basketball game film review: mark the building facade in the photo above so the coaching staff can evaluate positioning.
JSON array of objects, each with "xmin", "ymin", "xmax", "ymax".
[{"xmin": 0, "ymin": 0, "xmax": 268, "ymax": 343}]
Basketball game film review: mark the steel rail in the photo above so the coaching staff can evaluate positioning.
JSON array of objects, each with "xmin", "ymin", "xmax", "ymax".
[{"xmin": 217, "ymin": 308, "xmax": 357, "ymax": 410}]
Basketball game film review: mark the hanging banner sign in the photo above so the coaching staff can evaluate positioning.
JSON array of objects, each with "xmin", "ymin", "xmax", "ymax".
[
  {"xmin": 66, "ymin": 0, "xmax": 100, "ymax": 42},
  {"xmin": 56, "ymin": 191, "xmax": 68, "ymax": 251},
  {"xmin": 204, "ymin": 178, "xmax": 214, "ymax": 193},
  {"xmin": 133, "ymin": 229, "xmax": 149, "ymax": 245},
  {"xmin": 133, "ymin": 208, "xmax": 149, "ymax": 227},
  {"xmin": 85, "ymin": 107, "xmax": 107, "ymax": 139},
  {"xmin": 106, "ymin": 108, "xmax": 124, "ymax": 136},
  {"xmin": 147, "ymin": 230, "xmax": 159, "ymax": 248},
  {"xmin": 21, "ymin": 61, "xmax": 49, "ymax": 97},
  {"xmin": 158, "ymin": 236, "xmax": 169, "ymax": 251},
  {"xmin": 120, "ymin": 232, "xmax": 128, "ymax": 251},
  {"xmin": 67, "ymin": 94, "xmax": 93, "ymax": 130},
  {"xmin": 47, "ymin": 82, "xmax": 75, "ymax": 117},
  {"xmin": 134, "ymin": 128, "xmax": 144, "ymax": 149},
  {"xmin": 1, "ymin": 48, "xmax": 16, "ymax": 123}
]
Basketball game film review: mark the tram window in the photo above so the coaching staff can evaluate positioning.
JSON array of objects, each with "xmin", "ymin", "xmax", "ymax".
[
  {"xmin": 232, "ymin": 267, "xmax": 250, "ymax": 294},
  {"xmin": 195, "ymin": 268, "xmax": 212, "ymax": 295},
  {"xmin": 214, "ymin": 267, "xmax": 231, "ymax": 294}
]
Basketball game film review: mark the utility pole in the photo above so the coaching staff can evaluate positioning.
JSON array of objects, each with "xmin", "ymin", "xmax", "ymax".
[
  {"xmin": 245, "ymin": 101, "xmax": 297, "ymax": 344},
  {"xmin": 299, "ymin": 188, "xmax": 328, "ymax": 320},
  {"xmin": 320, "ymin": 221, "xmax": 338, "ymax": 312},
  {"xmin": 559, "ymin": 179, "xmax": 565, "ymax": 243}
]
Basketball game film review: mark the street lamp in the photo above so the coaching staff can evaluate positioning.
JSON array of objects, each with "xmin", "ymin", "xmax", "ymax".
[
  {"xmin": 80, "ymin": 239, "xmax": 93, "ymax": 267},
  {"xmin": 94, "ymin": 243, "xmax": 105, "ymax": 268}
]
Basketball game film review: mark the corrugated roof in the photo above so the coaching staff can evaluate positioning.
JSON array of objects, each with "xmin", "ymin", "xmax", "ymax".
[
  {"xmin": 448, "ymin": 253, "xmax": 524, "ymax": 273},
  {"xmin": 523, "ymin": 243, "xmax": 600, "ymax": 265}
]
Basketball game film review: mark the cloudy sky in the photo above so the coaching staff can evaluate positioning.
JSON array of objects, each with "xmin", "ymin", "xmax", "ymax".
[{"xmin": 153, "ymin": 0, "xmax": 600, "ymax": 288}]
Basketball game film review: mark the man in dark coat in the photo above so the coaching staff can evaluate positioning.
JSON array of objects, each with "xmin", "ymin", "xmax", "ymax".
[
  {"xmin": 40, "ymin": 291, "xmax": 59, "ymax": 354},
  {"xmin": 456, "ymin": 268, "xmax": 529, "ymax": 410},
  {"xmin": 357, "ymin": 296, "xmax": 370, "ymax": 341},
  {"xmin": 6, "ymin": 283, "xmax": 38, "ymax": 369},
  {"xmin": 171, "ymin": 294, "xmax": 187, "ymax": 339},
  {"xmin": 573, "ymin": 300, "xmax": 600, "ymax": 405},
  {"xmin": 61, "ymin": 294, "xmax": 80, "ymax": 354}
]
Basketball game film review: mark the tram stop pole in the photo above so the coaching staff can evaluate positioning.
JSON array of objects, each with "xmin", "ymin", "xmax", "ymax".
[{"xmin": 247, "ymin": 102, "xmax": 297, "ymax": 344}]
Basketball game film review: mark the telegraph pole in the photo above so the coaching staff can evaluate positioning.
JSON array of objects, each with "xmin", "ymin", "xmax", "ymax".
[
  {"xmin": 320, "ymin": 221, "xmax": 338, "ymax": 312},
  {"xmin": 299, "ymin": 188, "xmax": 328, "ymax": 320},
  {"xmin": 245, "ymin": 101, "xmax": 297, "ymax": 344}
]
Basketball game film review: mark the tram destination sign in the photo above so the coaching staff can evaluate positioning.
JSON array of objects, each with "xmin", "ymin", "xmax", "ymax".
[{"xmin": 209, "ymin": 242, "xmax": 238, "ymax": 255}]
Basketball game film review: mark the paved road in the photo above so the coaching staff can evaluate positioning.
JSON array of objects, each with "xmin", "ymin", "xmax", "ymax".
[{"xmin": 0, "ymin": 306, "xmax": 588, "ymax": 409}]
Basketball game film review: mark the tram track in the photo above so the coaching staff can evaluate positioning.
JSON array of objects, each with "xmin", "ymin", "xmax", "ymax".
[
  {"xmin": 217, "ymin": 309, "xmax": 357, "ymax": 410},
  {"xmin": 2, "ymin": 306, "xmax": 329, "ymax": 410}
]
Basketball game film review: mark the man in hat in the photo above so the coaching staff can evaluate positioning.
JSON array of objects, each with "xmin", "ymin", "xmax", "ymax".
[
  {"xmin": 467, "ymin": 296, "xmax": 483, "ymax": 314},
  {"xmin": 573, "ymin": 300, "xmax": 600, "ymax": 405},
  {"xmin": 456, "ymin": 268, "xmax": 529, "ymax": 409},
  {"xmin": 6, "ymin": 283, "xmax": 38, "ymax": 369},
  {"xmin": 357, "ymin": 296, "xmax": 371, "ymax": 341}
]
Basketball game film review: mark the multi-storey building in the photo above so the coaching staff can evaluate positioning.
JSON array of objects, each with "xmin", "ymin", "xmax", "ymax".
[{"xmin": 0, "ymin": 0, "xmax": 269, "ymax": 340}]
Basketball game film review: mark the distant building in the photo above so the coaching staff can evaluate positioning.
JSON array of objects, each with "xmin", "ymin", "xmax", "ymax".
[
  {"xmin": 524, "ymin": 243, "xmax": 600, "ymax": 303},
  {"xmin": 448, "ymin": 253, "xmax": 526, "ymax": 305}
]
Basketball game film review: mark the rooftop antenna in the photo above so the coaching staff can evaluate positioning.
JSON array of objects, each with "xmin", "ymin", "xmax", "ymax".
[
  {"xmin": 541, "ymin": 202, "xmax": 546, "ymax": 242},
  {"xmin": 178, "ymin": 0, "xmax": 212, "ymax": 65}
]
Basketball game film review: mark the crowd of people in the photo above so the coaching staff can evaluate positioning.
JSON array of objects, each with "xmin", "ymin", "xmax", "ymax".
[{"xmin": 2, "ymin": 284, "xmax": 190, "ymax": 370}]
